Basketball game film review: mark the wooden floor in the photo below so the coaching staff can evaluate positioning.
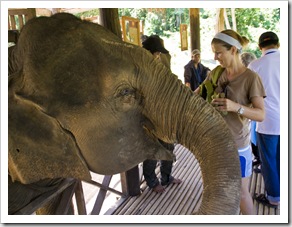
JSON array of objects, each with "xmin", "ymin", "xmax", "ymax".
[{"xmin": 104, "ymin": 144, "xmax": 280, "ymax": 215}]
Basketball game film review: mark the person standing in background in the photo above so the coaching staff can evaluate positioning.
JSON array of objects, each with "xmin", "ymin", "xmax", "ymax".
[
  {"xmin": 248, "ymin": 31, "xmax": 280, "ymax": 208},
  {"xmin": 240, "ymin": 52, "xmax": 256, "ymax": 68},
  {"xmin": 184, "ymin": 49, "xmax": 211, "ymax": 91},
  {"xmin": 240, "ymin": 52, "xmax": 261, "ymax": 170},
  {"xmin": 142, "ymin": 35, "xmax": 182, "ymax": 193}
]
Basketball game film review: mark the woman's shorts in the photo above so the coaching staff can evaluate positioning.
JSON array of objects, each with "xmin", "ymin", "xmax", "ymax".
[{"xmin": 238, "ymin": 145, "xmax": 253, "ymax": 178}]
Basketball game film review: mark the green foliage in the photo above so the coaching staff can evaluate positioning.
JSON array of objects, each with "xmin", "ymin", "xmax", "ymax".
[
  {"xmin": 225, "ymin": 8, "xmax": 280, "ymax": 57},
  {"xmin": 118, "ymin": 8, "xmax": 189, "ymax": 37},
  {"xmin": 234, "ymin": 8, "xmax": 280, "ymax": 34},
  {"xmin": 200, "ymin": 8, "xmax": 211, "ymax": 19},
  {"xmin": 75, "ymin": 8, "xmax": 280, "ymax": 59},
  {"xmin": 118, "ymin": 8, "xmax": 147, "ymax": 19},
  {"xmin": 74, "ymin": 9, "xmax": 100, "ymax": 18}
]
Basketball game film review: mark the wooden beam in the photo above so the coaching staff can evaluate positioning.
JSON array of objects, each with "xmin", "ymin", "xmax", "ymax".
[
  {"xmin": 8, "ymin": 8, "xmax": 36, "ymax": 30},
  {"xmin": 99, "ymin": 8, "xmax": 122, "ymax": 39},
  {"xmin": 120, "ymin": 165, "xmax": 141, "ymax": 196},
  {"xmin": 189, "ymin": 8, "xmax": 200, "ymax": 52},
  {"xmin": 90, "ymin": 175, "xmax": 112, "ymax": 215},
  {"xmin": 215, "ymin": 8, "xmax": 225, "ymax": 33},
  {"xmin": 55, "ymin": 181, "xmax": 77, "ymax": 214},
  {"xmin": 74, "ymin": 180, "xmax": 87, "ymax": 215},
  {"xmin": 13, "ymin": 178, "xmax": 76, "ymax": 215}
]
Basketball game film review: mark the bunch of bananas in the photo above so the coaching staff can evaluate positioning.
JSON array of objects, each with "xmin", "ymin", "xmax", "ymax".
[{"xmin": 211, "ymin": 92, "xmax": 228, "ymax": 116}]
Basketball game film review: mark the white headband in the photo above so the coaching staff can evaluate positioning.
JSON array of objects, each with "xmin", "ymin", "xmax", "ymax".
[{"xmin": 214, "ymin": 33, "xmax": 242, "ymax": 53}]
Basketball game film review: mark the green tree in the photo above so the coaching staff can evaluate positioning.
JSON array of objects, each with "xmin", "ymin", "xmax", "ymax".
[
  {"xmin": 74, "ymin": 9, "xmax": 99, "ymax": 18},
  {"xmin": 118, "ymin": 8, "xmax": 189, "ymax": 37},
  {"xmin": 75, "ymin": 8, "xmax": 280, "ymax": 58},
  {"xmin": 225, "ymin": 8, "xmax": 280, "ymax": 57}
]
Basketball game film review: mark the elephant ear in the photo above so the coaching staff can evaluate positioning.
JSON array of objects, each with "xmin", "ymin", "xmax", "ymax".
[{"xmin": 8, "ymin": 91, "xmax": 91, "ymax": 184}]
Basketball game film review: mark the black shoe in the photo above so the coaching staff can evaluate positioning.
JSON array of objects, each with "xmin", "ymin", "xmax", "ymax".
[
  {"xmin": 253, "ymin": 193, "xmax": 279, "ymax": 208},
  {"xmin": 253, "ymin": 165, "xmax": 261, "ymax": 173}
]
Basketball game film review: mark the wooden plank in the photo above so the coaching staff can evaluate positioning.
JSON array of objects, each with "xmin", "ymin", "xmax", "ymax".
[
  {"xmin": 249, "ymin": 169, "xmax": 257, "ymax": 193},
  {"xmin": 120, "ymin": 165, "xmax": 141, "ymax": 196},
  {"xmin": 86, "ymin": 179, "xmax": 124, "ymax": 196},
  {"xmin": 257, "ymin": 175, "xmax": 265, "ymax": 215},
  {"xmin": 164, "ymin": 160, "xmax": 201, "ymax": 214},
  {"xmin": 104, "ymin": 196, "xmax": 128, "ymax": 215},
  {"xmin": 8, "ymin": 8, "xmax": 36, "ymax": 31},
  {"xmin": 124, "ymin": 188, "xmax": 156, "ymax": 214},
  {"xmin": 9, "ymin": 15, "xmax": 16, "ymax": 30},
  {"xmin": 109, "ymin": 146, "xmax": 198, "ymax": 215},
  {"xmin": 55, "ymin": 182, "xmax": 77, "ymax": 214},
  {"xmin": 137, "ymin": 145, "xmax": 192, "ymax": 214},
  {"xmin": 187, "ymin": 183, "xmax": 203, "ymax": 214},
  {"xmin": 90, "ymin": 175, "xmax": 112, "ymax": 215},
  {"xmin": 177, "ymin": 163, "xmax": 202, "ymax": 214},
  {"xmin": 164, "ymin": 146, "xmax": 201, "ymax": 215},
  {"xmin": 18, "ymin": 15, "xmax": 24, "ymax": 29},
  {"xmin": 14, "ymin": 178, "xmax": 76, "ymax": 215},
  {"xmin": 74, "ymin": 180, "xmax": 87, "ymax": 215},
  {"xmin": 120, "ymin": 145, "xmax": 200, "ymax": 215},
  {"xmin": 106, "ymin": 145, "xmax": 280, "ymax": 216},
  {"xmin": 177, "ymin": 161, "xmax": 201, "ymax": 214},
  {"xmin": 155, "ymin": 150, "xmax": 199, "ymax": 214},
  {"xmin": 118, "ymin": 145, "xmax": 185, "ymax": 214}
]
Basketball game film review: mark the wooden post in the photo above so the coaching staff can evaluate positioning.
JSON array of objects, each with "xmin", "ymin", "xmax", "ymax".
[
  {"xmin": 99, "ymin": 8, "xmax": 122, "ymax": 39},
  {"xmin": 215, "ymin": 8, "xmax": 225, "ymax": 33},
  {"xmin": 120, "ymin": 166, "xmax": 141, "ymax": 196},
  {"xmin": 74, "ymin": 180, "xmax": 87, "ymax": 215},
  {"xmin": 90, "ymin": 176, "xmax": 113, "ymax": 215},
  {"xmin": 189, "ymin": 8, "xmax": 200, "ymax": 52}
]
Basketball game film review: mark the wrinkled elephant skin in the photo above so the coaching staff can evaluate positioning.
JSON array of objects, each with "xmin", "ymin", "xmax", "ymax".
[{"xmin": 8, "ymin": 13, "xmax": 241, "ymax": 215}]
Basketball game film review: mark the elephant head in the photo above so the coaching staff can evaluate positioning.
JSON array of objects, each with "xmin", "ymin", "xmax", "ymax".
[{"xmin": 8, "ymin": 13, "xmax": 241, "ymax": 214}]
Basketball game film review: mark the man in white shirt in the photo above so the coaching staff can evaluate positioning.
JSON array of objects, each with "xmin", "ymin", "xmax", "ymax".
[{"xmin": 248, "ymin": 31, "xmax": 280, "ymax": 208}]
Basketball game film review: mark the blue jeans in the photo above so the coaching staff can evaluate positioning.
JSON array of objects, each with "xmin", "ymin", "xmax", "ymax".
[
  {"xmin": 256, "ymin": 133, "xmax": 280, "ymax": 203},
  {"xmin": 143, "ymin": 141, "xmax": 175, "ymax": 188},
  {"xmin": 143, "ymin": 159, "xmax": 174, "ymax": 188}
]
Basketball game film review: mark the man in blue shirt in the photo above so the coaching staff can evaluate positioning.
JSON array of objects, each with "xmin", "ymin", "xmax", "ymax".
[{"xmin": 184, "ymin": 49, "xmax": 210, "ymax": 91}]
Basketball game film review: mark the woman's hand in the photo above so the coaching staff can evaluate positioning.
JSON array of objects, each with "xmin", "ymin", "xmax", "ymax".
[
  {"xmin": 211, "ymin": 96, "xmax": 265, "ymax": 122},
  {"xmin": 211, "ymin": 98, "xmax": 238, "ymax": 113}
]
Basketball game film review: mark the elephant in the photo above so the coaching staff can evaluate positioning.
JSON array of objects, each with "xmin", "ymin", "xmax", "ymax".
[{"xmin": 8, "ymin": 13, "xmax": 241, "ymax": 215}]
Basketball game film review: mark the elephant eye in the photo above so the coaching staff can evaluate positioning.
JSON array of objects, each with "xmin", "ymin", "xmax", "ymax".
[
  {"xmin": 119, "ymin": 87, "xmax": 134, "ymax": 96},
  {"xmin": 120, "ymin": 88, "xmax": 131, "ymax": 96}
]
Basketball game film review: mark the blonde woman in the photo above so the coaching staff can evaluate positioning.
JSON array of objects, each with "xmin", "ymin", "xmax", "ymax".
[{"xmin": 195, "ymin": 29, "xmax": 266, "ymax": 214}]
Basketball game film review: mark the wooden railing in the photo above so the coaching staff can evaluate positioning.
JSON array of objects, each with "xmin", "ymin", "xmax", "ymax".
[{"xmin": 8, "ymin": 8, "xmax": 36, "ymax": 43}]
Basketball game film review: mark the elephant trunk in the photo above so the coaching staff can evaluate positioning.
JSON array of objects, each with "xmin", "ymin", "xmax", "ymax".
[{"xmin": 137, "ymin": 58, "xmax": 241, "ymax": 215}]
